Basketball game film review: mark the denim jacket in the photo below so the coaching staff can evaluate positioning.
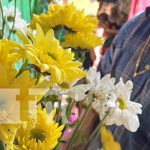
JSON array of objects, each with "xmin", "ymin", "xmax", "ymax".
[{"xmin": 97, "ymin": 11, "xmax": 150, "ymax": 150}]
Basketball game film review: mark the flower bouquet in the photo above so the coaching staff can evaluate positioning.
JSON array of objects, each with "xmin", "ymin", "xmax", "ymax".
[{"xmin": 0, "ymin": 1, "xmax": 142, "ymax": 150}]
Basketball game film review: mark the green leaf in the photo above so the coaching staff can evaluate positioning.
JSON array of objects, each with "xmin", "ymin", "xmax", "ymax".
[
  {"xmin": 49, "ymin": 94, "xmax": 58, "ymax": 102},
  {"xmin": 71, "ymin": 48, "xmax": 87, "ymax": 62},
  {"xmin": 15, "ymin": 59, "xmax": 30, "ymax": 78},
  {"xmin": 0, "ymin": 140, "xmax": 5, "ymax": 150}
]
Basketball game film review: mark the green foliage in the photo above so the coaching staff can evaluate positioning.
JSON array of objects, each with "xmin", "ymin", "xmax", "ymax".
[{"xmin": 0, "ymin": 141, "xmax": 5, "ymax": 150}]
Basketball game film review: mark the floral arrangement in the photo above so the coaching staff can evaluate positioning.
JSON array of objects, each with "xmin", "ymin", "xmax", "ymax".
[{"xmin": 0, "ymin": 2, "xmax": 142, "ymax": 150}]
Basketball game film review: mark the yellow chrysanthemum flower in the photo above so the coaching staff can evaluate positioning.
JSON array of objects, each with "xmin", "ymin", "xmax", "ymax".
[
  {"xmin": 0, "ymin": 39, "xmax": 47, "ymax": 122},
  {"xmin": 61, "ymin": 32, "xmax": 103, "ymax": 49},
  {"xmin": 0, "ymin": 40, "xmax": 22, "ymax": 149},
  {"xmin": 31, "ymin": 4, "xmax": 98, "ymax": 33},
  {"xmin": 0, "ymin": 40, "xmax": 50, "ymax": 149},
  {"xmin": 0, "ymin": 124, "xmax": 19, "ymax": 150},
  {"xmin": 12, "ymin": 24, "xmax": 85, "ymax": 84},
  {"xmin": 0, "ymin": 39, "xmax": 21, "ymax": 65},
  {"xmin": 15, "ymin": 106, "xmax": 64, "ymax": 150},
  {"xmin": 100, "ymin": 126, "xmax": 121, "ymax": 150}
]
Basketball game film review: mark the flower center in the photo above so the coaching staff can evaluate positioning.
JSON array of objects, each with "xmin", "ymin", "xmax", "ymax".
[
  {"xmin": 117, "ymin": 97, "xmax": 126, "ymax": 110},
  {"xmin": 7, "ymin": 16, "xmax": 14, "ymax": 22},
  {"xmin": 30, "ymin": 128, "xmax": 46, "ymax": 142}
]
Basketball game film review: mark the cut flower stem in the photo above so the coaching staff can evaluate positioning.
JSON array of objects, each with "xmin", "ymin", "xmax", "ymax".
[
  {"xmin": 86, "ymin": 109, "xmax": 111, "ymax": 145},
  {"xmin": 66, "ymin": 103, "xmax": 92, "ymax": 150}
]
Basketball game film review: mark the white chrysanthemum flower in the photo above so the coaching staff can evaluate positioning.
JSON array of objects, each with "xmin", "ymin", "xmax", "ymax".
[
  {"xmin": 66, "ymin": 68, "xmax": 115, "ymax": 102},
  {"xmin": 66, "ymin": 84, "xmax": 92, "ymax": 101},
  {"xmin": 2, "ymin": 6, "xmax": 27, "ymax": 32},
  {"xmin": 86, "ymin": 68, "xmax": 115, "ymax": 97},
  {"xmin": 86, "ymin": 67, "xmax": 101, "ymax": 86},
  {"xmin": 96, "ymin": 78, "xmax": 142, "ymax": 132},
  {"xmin": 67, "ymin": 68, "xmax": 99, "ymax": 101},
  {"xmin": 93, "ymin": 74, "xmax": 115, "ymax": 98},
  {"xmin": 48, "ymin": 68, "xmax": 115, "ymax": 102},
  {"xmin": 49, "ymin": 80, "xmax": 92, "ymax": 101},
  {"xmin": 3, "ymin": 6, "xmax": 21, "ymax": 19},
  {"xmin": 86, "ymin": 68, "xmax": 115, "ymax": 105},
  {"xmin": 14, "ymin": 18, "xmax": 27, "ymax": 31}
]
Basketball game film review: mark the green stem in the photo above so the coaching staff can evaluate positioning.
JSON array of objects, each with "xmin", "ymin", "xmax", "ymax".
[
  {"xmin": 29, "ymin": 0, "xmax": 32, "ymax": 19},
  {"xmin": 56, "ymin": 101, "xmax": 61, "ymax": 122},
  {"xmin": 66, "ymin": 98, "xmax": 74, "ymax": 119},
  {"xmin": 33, "ymin": 0, "xmax": 38, "ymax": 14},
  {"xmin": 0, "ymin": 0, "xmax": 5, "ymax": 39},
  {"xmin": 8, "ymin": 0, "xmax": 17, "ymax": 39},
  {"xmin": 66, "ymin": 103, "xmax": 92, "ymax": 150},
  {"xmin": 86, "ymin": 109, "xmax": 111, "ymax": 144}
]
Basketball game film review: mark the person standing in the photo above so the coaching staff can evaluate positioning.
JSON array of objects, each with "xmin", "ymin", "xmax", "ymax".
[{"xmin": 88, "ymin": 7, "xmax": 150, "ymax": 150}]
